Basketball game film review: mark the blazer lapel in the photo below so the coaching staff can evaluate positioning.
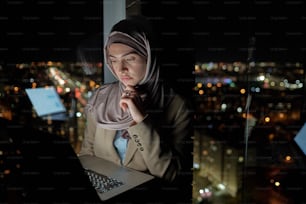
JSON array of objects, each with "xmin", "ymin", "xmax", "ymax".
[
  {"xmin": 123, "ymin": 137, "xmax": 138, "ymax": 165},
  {"xmin": 95, "ymin": 128, "xmax": 122, "ymax": 165}
]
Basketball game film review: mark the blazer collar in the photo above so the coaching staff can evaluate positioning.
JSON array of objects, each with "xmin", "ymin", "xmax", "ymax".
[{"xmin": 122, "ymin": 135, "xmax": 138, "ymax": 165}]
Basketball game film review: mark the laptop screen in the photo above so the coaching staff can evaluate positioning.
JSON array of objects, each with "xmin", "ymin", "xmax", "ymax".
[
  {"xmin": 294, "ymin": 123, "xmax": 306, "ymax": 156},
  {"xmin": 25, "ymin": 86, "xmax": 66, "ymax": 117}
]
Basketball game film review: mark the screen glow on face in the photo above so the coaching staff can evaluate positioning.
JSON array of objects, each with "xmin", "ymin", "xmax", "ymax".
[{"xmin": 108, "ymin": 43, "xmax": 147, "ymax": 86}]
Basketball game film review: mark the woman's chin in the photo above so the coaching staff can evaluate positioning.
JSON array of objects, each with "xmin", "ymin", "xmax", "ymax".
[{"xmin": 122, "ymin": 81, "xmax": 137, "ymax": 87}]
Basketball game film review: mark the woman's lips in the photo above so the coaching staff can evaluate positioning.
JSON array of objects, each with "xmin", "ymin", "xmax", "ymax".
[
  {"xmin": 121, "ymin": 76, "xmax": 131, "ymax": 81},
  {"xmin": 121, "ymin": 77, "xmax": 132, "ymax": 82}
]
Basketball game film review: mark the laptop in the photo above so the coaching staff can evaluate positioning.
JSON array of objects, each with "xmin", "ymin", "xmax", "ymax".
[
  {"xmin": 294, "ymin": 122, "xmax": 306, "ymax": 156},
  {"xmin": 25, "ymin": 86, "xmax": 67, "ymax": 120},
  {"xmin": 0, "ymin": 117, "xmax": 102, "ymax": 203},
  {"xmin": 78, "ymin": 155, "xmax": 154, "ymax": 201}
]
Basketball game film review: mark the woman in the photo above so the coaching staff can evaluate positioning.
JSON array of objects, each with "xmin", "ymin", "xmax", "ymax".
[{"xmin": 78, "ymin": 16, "xmax": 193, "ymax": 184}]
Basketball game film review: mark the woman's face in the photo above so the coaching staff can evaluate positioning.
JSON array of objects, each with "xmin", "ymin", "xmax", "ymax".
[{"xmin": 108, "ymin": 43, "xmax": 147, "ymax": 87}]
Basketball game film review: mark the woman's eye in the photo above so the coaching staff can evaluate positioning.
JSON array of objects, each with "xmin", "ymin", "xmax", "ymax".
[
  {"xmin": 125, "ymin": 56, "xmax": 136, "ymax": 62},
  {"xmin": 110, "ymin": 59, "xmax": 117, "ymax": 63}
]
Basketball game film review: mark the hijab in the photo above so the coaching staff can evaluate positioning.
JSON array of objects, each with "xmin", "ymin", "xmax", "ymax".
[{"xmin": 87, "ymin": 16, "xmax": 164, "ymax": 130}]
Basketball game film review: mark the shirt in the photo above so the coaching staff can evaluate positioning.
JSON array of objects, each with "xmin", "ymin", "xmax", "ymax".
[{"xmin": 113, "ymin": 130, "xmax": 128, "ymax": 164}]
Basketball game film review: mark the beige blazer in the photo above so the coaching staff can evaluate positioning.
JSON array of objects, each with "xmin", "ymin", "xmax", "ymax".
[{"xmin": 78, "ymin": 92, "xmax": 193, "ymax": 182}]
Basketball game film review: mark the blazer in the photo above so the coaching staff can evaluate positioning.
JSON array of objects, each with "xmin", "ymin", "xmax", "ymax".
[{"xmin": 78, "ymin": 87, "xmax": 193, "ymax": 182}]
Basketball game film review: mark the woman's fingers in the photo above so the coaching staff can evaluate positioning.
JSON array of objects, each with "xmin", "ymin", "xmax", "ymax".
[
  {"xmin": 119, "ymin": 100, "xmax": 128, "ymax": 111},
  {"xmin": 120, "ymin": 87, "xmax": 146, "ymax": 123},
  {"xmin": 122, "ymin": 90, "xmax": 135, "ymax": 98}
]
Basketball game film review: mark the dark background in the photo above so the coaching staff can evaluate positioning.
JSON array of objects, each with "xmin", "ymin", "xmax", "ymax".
[
  {"xmin": 1, "ymin": 0, "xmax": 305, "ymax": 97},
  {"xmin": 0, "ymin": 0, "xmax": 102, "ymax": 63},
  {"xmin": 1, "ymin": 1, "xmax": 306, "ymax": 203},
  {"xmin": 1, "ymin": 0, "xmax": 305, "ymax": 63}
]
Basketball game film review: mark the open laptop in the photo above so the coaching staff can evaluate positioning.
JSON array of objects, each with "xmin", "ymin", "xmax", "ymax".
[
  {"xmin": 25, "ymin": 86, "xmax": 67, "ymax": 121},
  {"xmin": 294, "ymin": 122, "xmax": 306, "ymax": 156},
  {"xmin": 78, "ymin": 155, "xmax": 154, "ymax": 201}
]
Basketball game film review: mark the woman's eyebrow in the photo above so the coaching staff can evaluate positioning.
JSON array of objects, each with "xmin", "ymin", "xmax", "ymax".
[{"xmin": 109, "ymin": 51, "xmax": 138, "ymax": 58}]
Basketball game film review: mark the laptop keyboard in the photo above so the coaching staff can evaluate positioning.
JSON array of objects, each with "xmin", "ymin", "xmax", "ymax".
[{"xmin": 84, "ymin": 168, "xmax": 124, "ymax": 193}]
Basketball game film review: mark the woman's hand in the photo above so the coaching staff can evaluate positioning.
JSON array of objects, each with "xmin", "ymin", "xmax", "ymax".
[{"xmin": 120, "ymin": 85, "xmax": 146, "ymax": 124}]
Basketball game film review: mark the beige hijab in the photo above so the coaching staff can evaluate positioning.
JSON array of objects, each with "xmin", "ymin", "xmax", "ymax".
[{"xmin": 86, "ymin": 18, "xmax": 164, "ymax": 130}]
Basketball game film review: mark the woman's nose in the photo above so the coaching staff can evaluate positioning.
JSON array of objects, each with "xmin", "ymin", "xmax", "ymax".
[{"xmin": 117, "ymin": 61, "xmax": 128, "ymax": 72}]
